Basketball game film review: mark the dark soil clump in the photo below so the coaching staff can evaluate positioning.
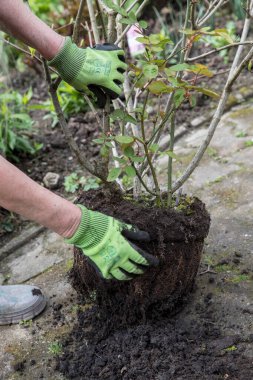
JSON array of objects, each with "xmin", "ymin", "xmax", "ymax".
[
  {"xmin": 57, "ymin": 305, "xmax": 252, "ymax": 380},
  {"xmin": 70, "ymin": 189, "xmax": 210, "ymax": 325}
]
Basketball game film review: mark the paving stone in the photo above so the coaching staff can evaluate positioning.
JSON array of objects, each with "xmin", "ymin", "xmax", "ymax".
[
  {"xmin": 0, "ymin": 231, "xmax": 72, "ymax": 284},
  {"xmin": 0, "ymin": 225, "xmax": 45, "ymax": 261}
]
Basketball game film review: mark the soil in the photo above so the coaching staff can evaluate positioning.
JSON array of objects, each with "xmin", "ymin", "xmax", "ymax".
[{"xmin": 56, "ymin": 299, "xmax": 253, "ymax": 380}]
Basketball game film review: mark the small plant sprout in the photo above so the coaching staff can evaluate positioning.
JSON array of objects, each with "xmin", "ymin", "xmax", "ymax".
[
  {"xmin": 19, "ymin": 319, "xmax": 33, "ymax": 327},
  {"xmin": 48, "ymin": 341, "xmax": 63, "ymax": 356},
  {"xmin": 64, "ymin": 173, "xmax": 100, "ymax": 193}
]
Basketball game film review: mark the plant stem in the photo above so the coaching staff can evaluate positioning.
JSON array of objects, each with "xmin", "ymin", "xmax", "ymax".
[
  {"xmin": 180, "ymin": 0, "xmax": 191, "ymax": 64},
  {"xmin": 190, "ymin": 0, "xmax": 198, "ymax": 30},
  {"xmin": 139, "ymin": 91, "xmax": 161, "ymax": 204},
  {"xmin": 95, "ymin": 0, "xmax": 107, "ymax": 41},
  {"xmin": 86, "ymin": 0, "xmax": 100, "ymax": 44},
  {"xmin": 186, "ymin": 41, "xmax": 253, "ymax": 62},
  {"xmin": 72, "ymin": 0, "xmax": 86, "ymax": 44},
  {"xmin": 167, "ymin": 111, "xmax": 175, "ymax": 207},
  {"xmin": 197, "ymin": 0, "xmax": 229, "ymax": 27},
  {"xmin": 131, "ymin": 163, "xmax": 156, "ymax": 196}
]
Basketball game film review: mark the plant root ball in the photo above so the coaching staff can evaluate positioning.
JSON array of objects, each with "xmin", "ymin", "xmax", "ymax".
[{"xmin": 70, "ymin": 189, "xmax": 210, "ymax": 324}]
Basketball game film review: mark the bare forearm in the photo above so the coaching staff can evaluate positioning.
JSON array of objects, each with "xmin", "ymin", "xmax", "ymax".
[
  {"xmin": 0, "ymin": 0, "xmax": 64, "ymax": 60},
  {"xmin": 0, "ymin": 156, "xmax": 81, "ymax": 238}
]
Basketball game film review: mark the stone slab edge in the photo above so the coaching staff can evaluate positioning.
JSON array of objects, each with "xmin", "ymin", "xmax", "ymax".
[{"xmin": 0, "ymin": 225, "xmax": 45, "ymax": 261}]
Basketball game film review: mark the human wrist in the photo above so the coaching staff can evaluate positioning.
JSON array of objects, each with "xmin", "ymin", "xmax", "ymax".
[
  {"xmin": 48, "ymin": 37, "xmax": 86, "ymax": 83},
  {"xmin": 65, "ymin": 205, "xmax": 111, "ymax": 251}
]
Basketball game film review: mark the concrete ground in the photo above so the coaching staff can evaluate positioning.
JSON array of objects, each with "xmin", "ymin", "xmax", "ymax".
[{"xmin": 0, "ymin": 101, "xmax": 253, "ymax": 379}]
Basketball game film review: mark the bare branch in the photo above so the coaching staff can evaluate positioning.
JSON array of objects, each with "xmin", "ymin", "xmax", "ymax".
[
  {"xmin": 72, "ymin": 0, "xmax": 86, "ymax": 44},
  {"xmin": 87, "ymin": 0, "xmax": 100, "ymax": 44},
  {"xmin": 197, "ymin": 0, "xmax": 229, "ymax": 27},
  {"xmin": 186, "ymin": 41, "xmax": 253, "ymax": 62}
]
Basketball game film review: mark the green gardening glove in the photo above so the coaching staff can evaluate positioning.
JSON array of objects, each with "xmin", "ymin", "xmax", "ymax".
[
  {"xmin": 65, "ymin": 205, "xmax": 159, "ymax": 281},
  {"xmin": 48, "ymin": 37, "xmax": 127, "ymax": 104}
]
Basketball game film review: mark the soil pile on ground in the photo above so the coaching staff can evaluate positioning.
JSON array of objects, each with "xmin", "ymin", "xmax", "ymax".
[{"xmin": 57, "ymin": 295, "xmax": 252, "ymax": 380}]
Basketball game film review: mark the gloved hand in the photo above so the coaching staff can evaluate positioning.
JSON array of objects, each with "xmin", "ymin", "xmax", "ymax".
[
  {"xmin": 48, "ymin": 37, "xmax": 127, "ymax": 107},
  {"xmin": 65, "ymin": 205, "xmax": 159, "ymax": 281}
]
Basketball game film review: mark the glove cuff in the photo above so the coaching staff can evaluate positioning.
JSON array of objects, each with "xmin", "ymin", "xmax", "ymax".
[
  {"xmin": 48, "ymin": 37, "xmax": 87, "ymax": 84},
  {"xmin": 65, "ymin": 204, "xmax": 111, "ymax": 252}
]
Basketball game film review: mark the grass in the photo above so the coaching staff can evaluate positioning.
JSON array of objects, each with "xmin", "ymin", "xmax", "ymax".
[
  {"xmin": 48, "ymin": 341, "xmax": 63, "ymax": 356},
  {"xmin": 229, "ymin": 274, "xmax": 251, "ymax": 283}
]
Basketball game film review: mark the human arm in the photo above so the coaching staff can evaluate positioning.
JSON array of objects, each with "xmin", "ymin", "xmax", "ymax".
[
  {"xmin": 0, "ymin": 155, "xmax": 81, "ymax": 238},
  {"xmin": 0, "ymin": 156, "xmax": 157, "ymax": 280},
  {"xmin": 0, "ymin": 0, "xmax": 127, "ymax": 101},
  {"xmin": 0, "ymin": 0, "xmax": 64, "ymax": 60}
]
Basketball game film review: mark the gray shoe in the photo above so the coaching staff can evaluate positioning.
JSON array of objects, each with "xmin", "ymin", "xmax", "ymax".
[{"xmin": 0, "ymin": 285, "xmax": 47, "ymax": 325}]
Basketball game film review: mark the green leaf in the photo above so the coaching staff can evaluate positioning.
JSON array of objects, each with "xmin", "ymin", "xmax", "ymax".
[
  {"xmin": 148, "ymin": 81, "xmax": 174, "ymax": 95},
  {"xmin": 167, "ymin": 63, "xmax": 191, "ymax": 72},
  {"xmin": 165, "ymin": 150, "xmax": 180, "ymax": 160},
  {"xmin": 131, "ymin": 156, "xmax": 144, "ymax": 163},
  {"xmin": 149, "ymin": 144, "xmax": 159, "ymax": 153},
  {"xmin": 8, "ymin": 130, "xmax": 17, "ymax": 150},
  {"xmin": 28, "ymin": 46, "xmax": 36, "ymax": 57},
  {"xmin": 115, "ymin": 135, "xmax": 135, "ymax": 144},
  {"xmin": 136, "ymin": 37, "xmax": 150, "ymax": 44},
  {"xmin": 189, "ymin": 86, "xmax": 220, "ymax": 99},
  {"xmin": 189, "ymin": 94, "xmax": 197, "ymax": 108},
  {"xmin": 93, "ymin": 138, "xmax": 105, "ymax": 144},
  {"xmin": 123, "ymin": 146, "xmax": 135, "ymax": 157},
  {"xmin": 100, "ymin": 145, "xmax": 110, "ymax": 157},
  {"xmin": 119, "ymin": 17, "xmax": 133, "ymax": 25},
  {"xmin": 139, "ymin": 20, "xmax": 148, "ymax": 29},
  {"xmin": 113, "ymin": 156, "xmax": 127, "ymax": 164},
  {"xmin": 174, "ymin": 89, "xmax": 185, "ymax": 108},
  {"xmin": 103, "ymin": 0, "xmax": 128, "ymax": 16},
  {"xmin": 125, "ymin": 166, "xmax": 136, "ymax": 178},
  {"xmin": 150, "ymin": 46, "xmax": 163, "ymax": 52},
  {"xmin": 110, "ymin": 109, "xmax": 137, "ymax": 124},
  {"xmin": 129, "ymin": 11, "xmax": 137, "ymax": 23},
  {"xmin": 143, "ymin": 64, "xmax": 159, "ymax": 79},
  {"xmin": 107, "ymin": 167, "xmax": 122, "ymax": 182},
  {"xmin": 188, "ymin": 63, "xmax": 214, "ymax": 77},
  {"xmin": 160, "ymin": 150, "xmax": 181, "ymax": 161}
]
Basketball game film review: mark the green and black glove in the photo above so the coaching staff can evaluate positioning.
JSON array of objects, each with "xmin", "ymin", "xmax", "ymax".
[
  {"xmin": 65, "ymin": 205, "xmax": 159, "ymax": 281},
  {"xmin": 48, "ymin": 37, "xmax": 127, "ymax": 107}
]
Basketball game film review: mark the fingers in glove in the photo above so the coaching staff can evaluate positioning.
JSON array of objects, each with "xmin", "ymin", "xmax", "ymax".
[
  {"xmin": 121, "ymin": 260, "xmax": 145, "ymax": 275},
  {"xmin": 100, "ymin": 84, "xmax": 121, "ymax": 99},
  {"xmin": 118, "ymin": 267, "xmax": 142, "ymax": 279},
  {"xmin": 118, "ymin": 60, "xmax": 128, "ymax": 73},
  {"xmin": 110, "ymin": 268, "xmax": 132, "ymax": 281},
  {"xmin": 128, "ymin": 241, "xmax": 160, "ymax": 267},
  {"xmin": 88, "ymin": 85, "xmax": 107, "ymax": 108},
  {"xmin": 122, "ymin": 227, "xmax": 151, "ymax": 242},
  {"xmin": 114, "ymin": 72, "xmax": 125, "ymax": 84},
  {"xmin": 86, "ymin": 256, "xmax": 113, "ymax": 280}
]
